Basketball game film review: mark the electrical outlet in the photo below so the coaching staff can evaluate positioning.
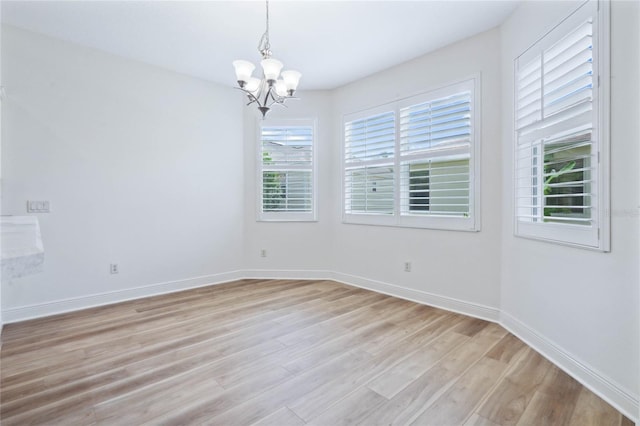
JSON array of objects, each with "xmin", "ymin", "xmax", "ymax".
[
  {"xmin": 110, "ymin": 264, "xmax": 119, "ymax": 274},
  {"xmin": 404, "ymin": 261, "xmax": 412, "ymax": 272},
  {"xmin": 260, "ymin": 249, "xmax": 267, "ymax": 258}
]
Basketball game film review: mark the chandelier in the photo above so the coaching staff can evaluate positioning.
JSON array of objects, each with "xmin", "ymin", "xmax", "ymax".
[{"xmin": 232, "ymin": 1, "xmax": 301, "ymax": 119}]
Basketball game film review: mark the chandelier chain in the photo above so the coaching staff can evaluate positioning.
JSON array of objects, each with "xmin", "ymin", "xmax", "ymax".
[{"xmin": 258, "ymin": 0, "xmax": 271, "ymax": 58}]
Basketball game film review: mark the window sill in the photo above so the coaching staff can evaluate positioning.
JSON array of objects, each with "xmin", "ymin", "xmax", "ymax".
[
  {"xmin": 343, "ymin": 214, "xmax": 479, "ymax": 232},
  {"xmin": 258, "ymin": 212, "xmax": 318, "ymax": 222},
  {"xmin": 515, "ymin": 221, "xmax": 607, "ymax": 252}
]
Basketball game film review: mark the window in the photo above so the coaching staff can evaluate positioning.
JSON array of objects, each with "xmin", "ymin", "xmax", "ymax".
[
  {"xmin": 399, "ymin": 89, "xmax": 473, "ymax": 221},
  {"xmin": 344, "ymin": 110, "xmax": 395, "ymax": 215},
  {"xmin": 259, "ymin": 120, "xmax": 316, "ymax": 221},
  {"xmin": 343, "ymin": 78, "xmax": 479, "ymax": 231},
  {"xmin": 514, "ymin": 0, "xmax": 609, "ymax": 250}
]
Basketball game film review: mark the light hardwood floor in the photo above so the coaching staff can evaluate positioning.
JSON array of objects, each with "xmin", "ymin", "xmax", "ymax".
[{"xmin": 0, "ymin": 279, "xmax": 633, "ymax": 425}]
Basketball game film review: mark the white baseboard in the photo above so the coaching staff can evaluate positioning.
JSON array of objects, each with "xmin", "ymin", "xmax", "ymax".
[
  {"xmin": 332, "ymin": 271, "xmax": 501, "ymax": 323},
  {"xmin": 501, "ymin": 311, "xmax": 638, "ymax": 422},
  {"xmin": 242, "ymin": 269, "xmax": 333, "ymax": 280},
  {"xmin": 1, "ymin": 270, "xmax": 244, "ymax": 323}
]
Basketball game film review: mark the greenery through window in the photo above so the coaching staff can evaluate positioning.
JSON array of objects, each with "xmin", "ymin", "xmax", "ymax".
[{"xmin": 543, "ymin": 140, "xmax": 590, "ymax": 224}]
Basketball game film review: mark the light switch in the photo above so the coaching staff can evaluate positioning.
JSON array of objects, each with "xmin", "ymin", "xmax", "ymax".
[{"xmin": 27, "ymin": 200, "xmax": 51, "ymax": 213}]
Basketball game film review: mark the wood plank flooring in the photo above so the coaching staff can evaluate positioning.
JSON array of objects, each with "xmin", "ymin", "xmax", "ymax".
[{"xmin": 0, "ymin": 279, "xmax": 633, "ymax": 425}]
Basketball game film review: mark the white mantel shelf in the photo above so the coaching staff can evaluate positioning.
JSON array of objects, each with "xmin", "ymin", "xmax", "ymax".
[{"xmin": 1, "ymin": 215, "xmax": 45, "ymax": 279}]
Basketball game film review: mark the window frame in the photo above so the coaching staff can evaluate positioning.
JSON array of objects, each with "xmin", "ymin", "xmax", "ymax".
[
  {"xmin": 342, "ymin": 77, "xmax": 481, "ymax": 232},
  {"xmin": 512, "ymin": 0, "xmax": 610, "ymax": 251},
  {"xmin": 257, "ymin": 118, "xmax": 318, "ymax": 222}
]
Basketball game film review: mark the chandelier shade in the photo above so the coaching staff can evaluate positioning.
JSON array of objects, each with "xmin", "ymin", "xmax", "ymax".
[
  {"xmin": 281, "ymin": 70, "xmax": 302, "ymax": 95},
  {"xmin": 232, "ymin": 1, "xmax": 301, "ymax": 119},
  {"xmin": 232, "ymin": 60, "xmax": 255, "ymax": 86},
  {"xmin": 260, "ymin": 58, "xmax": 284, "ymax": 82}
]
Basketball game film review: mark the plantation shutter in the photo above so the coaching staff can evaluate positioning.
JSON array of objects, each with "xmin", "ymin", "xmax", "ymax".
[
  {"xmin": 261, "ymin": 125, "xmax": 314, "ymax": 215},
  {"xmin": 514, "ymin": 0, "xmax": 607, "ymax": 250},
  {"xmin": 344, "ymin": 111, "xmax": 395, "ymax": 214},
  {"xmin": 399, "ymin": 89, "xmax": 472, "ymax": 217},
  {"xmin": 515, "ymin": 19, "xmax": 596, "ymax": 225},
  {"xmin": 342, "ymin": 78, "xmax": 478, "ymax": 231}
]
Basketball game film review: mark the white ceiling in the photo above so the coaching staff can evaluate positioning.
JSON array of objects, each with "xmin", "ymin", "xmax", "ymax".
[{"xmin": 1, "ymin": 1, "xmax": 520, "ymax": 90}]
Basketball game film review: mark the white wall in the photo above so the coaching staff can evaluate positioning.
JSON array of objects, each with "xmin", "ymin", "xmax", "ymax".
[
  {"xmin": 329, "ymin": 28, "xmax": 503, "ymax": 317},
  {"xmin": 242, "ymin": 91, "xmax": 335, "ymax": 276},
  {"xmin": 500, "ymin": 0, "xmax": 639, "ymax": 418},
  {"xmin": 1, "ymin": 26, "xmax": 244, "ymax": 320}
]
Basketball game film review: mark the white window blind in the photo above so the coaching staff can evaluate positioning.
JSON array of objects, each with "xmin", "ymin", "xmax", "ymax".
[
  {"xmin": 259, "ymin": 122, "xmax": 316, "ymax": 221},
  {"xmin": 343, "ymin": 78, "xmax": 479, "ymax": 231},
  {"xmin": 514, "ymin": 0, "xmax": 609, "ymax": 250},
  {"xmin": 399, "ymin": 89, "xmax": 472, "ymax": 217},
  {"xmin": 344, "ymin": 111, "xmax": 395, "ymax": 215}
]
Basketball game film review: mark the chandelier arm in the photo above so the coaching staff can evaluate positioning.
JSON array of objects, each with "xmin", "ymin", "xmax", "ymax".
[
  {"xmin": 265, "ymin": 84, "xmax": 285, "ymax": 108},
  {"xmin": 263, "ymin": 85, "xmax": 273, "ymax": 106},
  {"xmin": 268, "ymin": 90, "xmax": 285, "ymax": 105},
  {"xmin": 235, "ymin": 87, "xmax": 262, "ymax": 106},
  {"xmin": 269, "ymin": 99, "xmax": 288, "ymax": 109}
]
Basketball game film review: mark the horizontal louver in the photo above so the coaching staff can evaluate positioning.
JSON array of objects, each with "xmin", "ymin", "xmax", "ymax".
[
  {"xmin": 261, "ymin": 125, "xmax": 313, "ymax": 214},
  {"xmin": 400, "ymin": 160, "xmax": 470, "ymax": 216},
  {"xmin": 262, "ymin": 170, "xmax": 312, "ymax": 212},
  {"xmin": 345, "ymin": 112, "xmax": 395, "ymax": 163},
  {"xmin": 344, "ymin": 111, "xmax": 395, "ymax": 215},
  {"xmin": 516, "ymin": 56, "xmax": 542, "ymax": 130},
  {"xmin": 399, "ymin": 91, "xmax": 472, "ymax": 217},
  {"xmin": 262, "ymin": 126, "xmax": 313, "ymax": 168},
  {"xmin": 344, "ymin": 165, "xmax": 394, "ymax": 214},
  {"xmin": 543, "ymin": 22, "xmax": 593, "ymax": 118},
  {"xmin": 400, "ymin": 92, "xmax": 471, "ymax": 155}
]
